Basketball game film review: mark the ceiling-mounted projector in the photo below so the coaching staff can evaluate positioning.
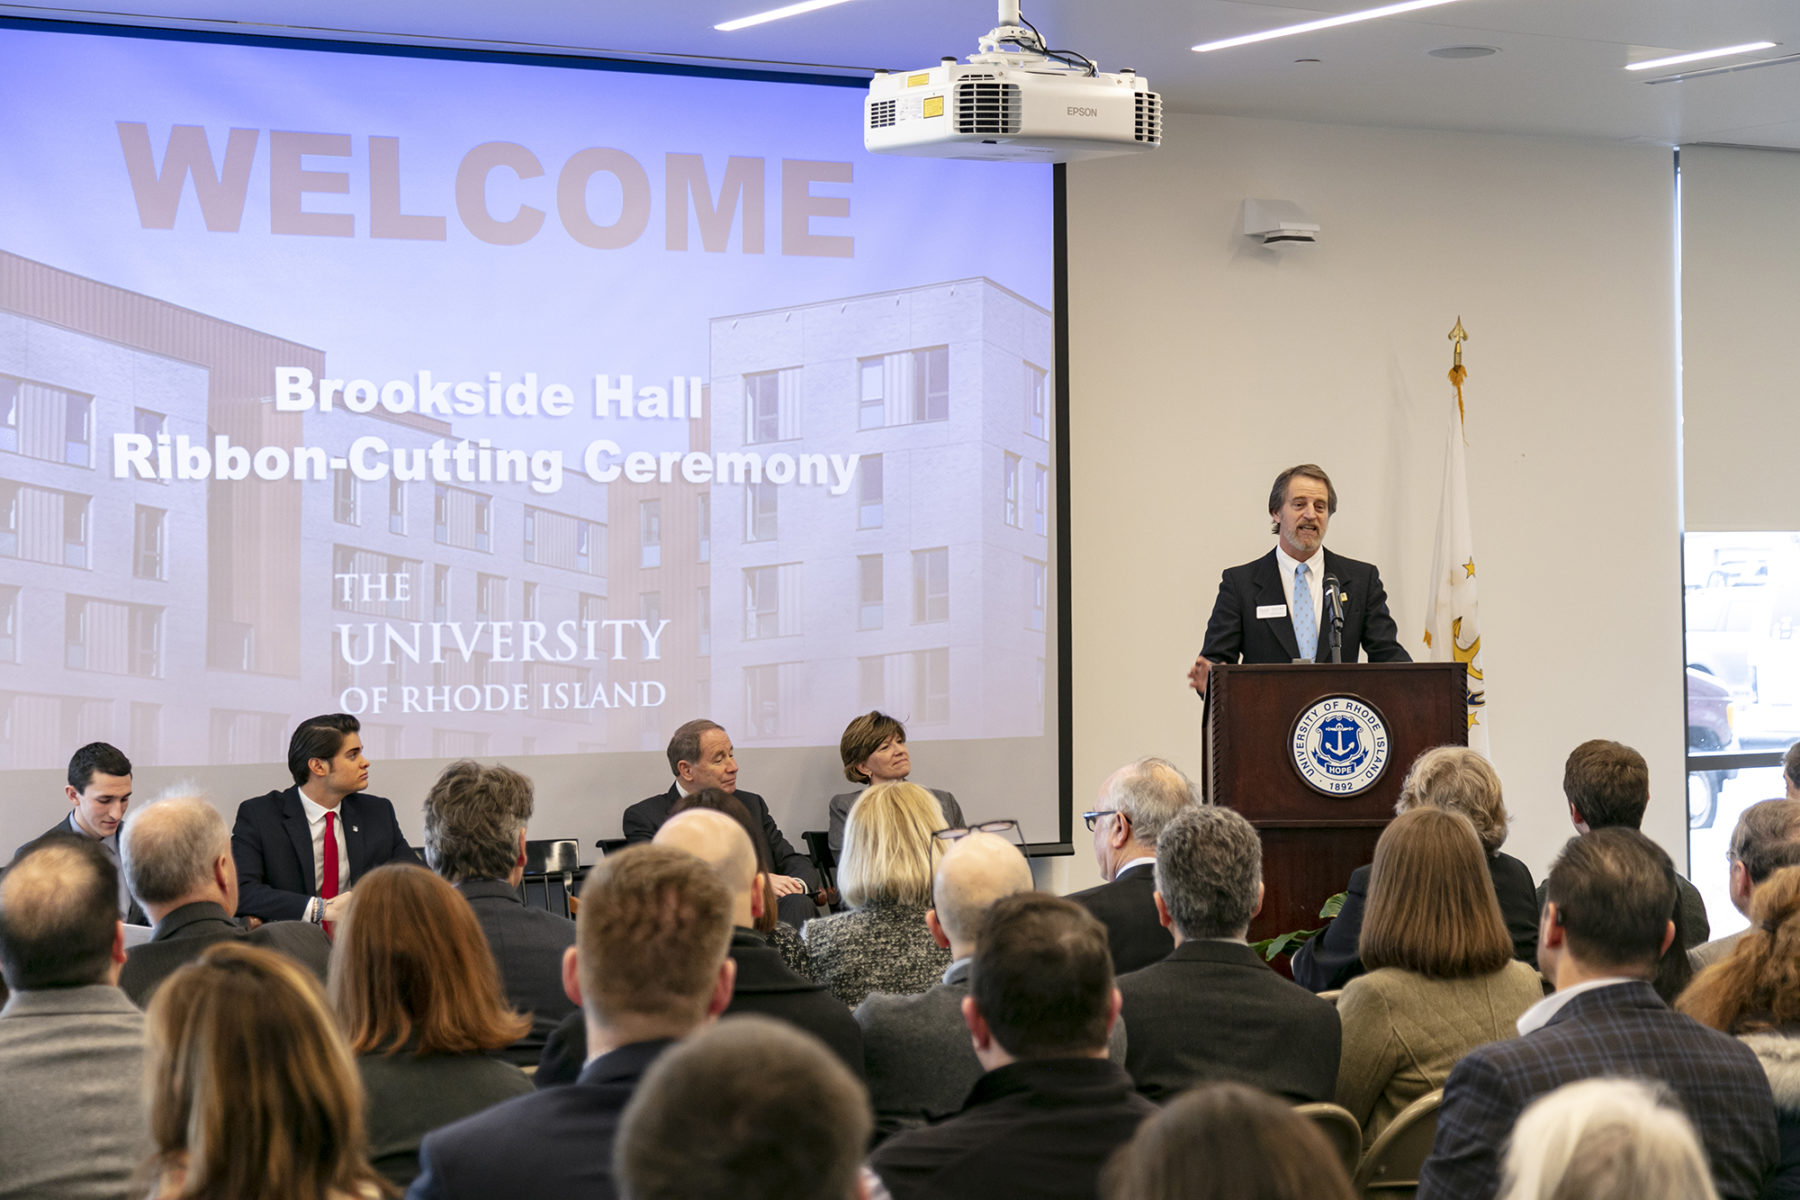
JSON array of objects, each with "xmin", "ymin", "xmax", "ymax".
[{"xmin": 865, "ymin": 2, "xmax": 1162, "ymax": 163}]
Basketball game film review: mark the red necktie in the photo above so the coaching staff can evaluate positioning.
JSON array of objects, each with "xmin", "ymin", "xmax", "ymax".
[{"xmin": 321, "ymin": 810, "xmax": 339, "ymax": 937}]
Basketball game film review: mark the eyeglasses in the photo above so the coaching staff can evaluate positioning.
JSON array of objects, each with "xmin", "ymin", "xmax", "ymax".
[
  {"xmin": 1081, "ymin": 809, "xmax": 1127, "ymax": 832},
  {"xmin": 933, "ymin": 819, "xmax": 1026, "ymax": 850}
]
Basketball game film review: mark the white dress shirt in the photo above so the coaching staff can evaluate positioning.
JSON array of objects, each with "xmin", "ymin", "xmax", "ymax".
[
  {"xmin": 297, "ymin": 789, "xmax": 351, "ymax": 922},
  {"xmin": 1275, "ymin": 542, "xmax": 1326, "ymax": 654}
]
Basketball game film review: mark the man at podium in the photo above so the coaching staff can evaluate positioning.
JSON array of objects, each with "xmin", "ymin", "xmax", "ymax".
[{"xmin": 1188, "ymin": 464, "xmax": 1409, "ymax": 695}]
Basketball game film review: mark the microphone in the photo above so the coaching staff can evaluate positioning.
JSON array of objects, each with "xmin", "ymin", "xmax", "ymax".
[{"xmin": 1323, "ymin": 573, "xmax": 1345, "ymax": 664}]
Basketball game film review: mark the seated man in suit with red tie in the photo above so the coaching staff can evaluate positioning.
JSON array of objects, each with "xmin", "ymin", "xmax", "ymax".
[{"xmin": 231, "ymin": 713, "xmax": 419, "ymax": 927}]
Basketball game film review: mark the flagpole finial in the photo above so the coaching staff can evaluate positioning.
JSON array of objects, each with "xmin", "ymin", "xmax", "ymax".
[{"xmin": 1447, "ymin": 317, "xmax": 1469, "ymax": 392}]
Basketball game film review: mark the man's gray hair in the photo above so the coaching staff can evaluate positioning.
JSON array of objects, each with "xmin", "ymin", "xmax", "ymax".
[
  {"xmin": 1730, "ymin": 798, "xmax": 1800, "ymax": 885},
  {"xmin": 615, "ymin": 1014, "xmax": 870, "ymax": 1200},
  {"xmin": 1106, "ymin": 757, "xmax": 1200, "ymax": 847},
  {"xmin": 422, "ymin": 760, "xmax": 535, "ymax": 883},
  {"xmin": 1154, "ymin": 806, "xmax": 1262, "ymax": 940},
  {"xmin": 120, "ymin": 791, "xmax": 228, "ymax": 906}
]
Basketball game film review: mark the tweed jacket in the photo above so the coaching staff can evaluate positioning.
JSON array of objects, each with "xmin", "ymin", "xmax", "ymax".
[
  {"xmin": 1335, "ymin": 960, "xmax": 1545, "ymax": 1148},
  {"xmin": 802, "ymin": 901, "xmax": 951, "ymax": 1009},
  {"xmin": 0, "ymin": 985, "xmax": 148, "ymax": 1200},
  {"xmin": 1418, "ymin": 981, "xmax": 1778, "ymax": 1200},
  {"xmin": 856, "ymin": 958, "xmax": 1129, "ymax": 1140}
]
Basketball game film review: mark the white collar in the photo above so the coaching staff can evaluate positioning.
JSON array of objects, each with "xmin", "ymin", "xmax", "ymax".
[
  {"xmin": 297, "ymin": 788, "xmax": 343, "ymax": 826},
  {"xmin": 1274, "ymin": 541, "xmax": 1324, "ymax": 579},
  {"xmin": 1115, "ymin": 855, "xmax": 1158, "ymax": 879},
  {"xmin": 1515, "ymin": 977, "xmax": 1639, "ymax": 1036}
]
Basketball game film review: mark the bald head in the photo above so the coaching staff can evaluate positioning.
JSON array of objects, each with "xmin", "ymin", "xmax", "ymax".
[
  {"xmin": 0, "ymin": 836, "xmax": 120, "ymax": 991},
  {"xmin": 120, "ymin": 793, "xmax": 233, "ymax": 918},
  {"xmin": 655, "ymin": 809, "xmax": 759, "ymax": 927},
  {"xmin": 932, "ymin": 833, "xmax": 1036, "ymax": 955}
]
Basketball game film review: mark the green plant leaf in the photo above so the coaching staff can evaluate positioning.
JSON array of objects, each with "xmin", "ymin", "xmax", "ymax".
[{"xmin": 1319, "ymin": 891, "xmax": 1347, "ymax": 920}]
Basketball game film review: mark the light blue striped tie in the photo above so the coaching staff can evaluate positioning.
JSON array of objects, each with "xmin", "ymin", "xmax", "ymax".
[{"xmin": 1294, "ymin": 562, "xmax": 1317, "ymax": 661}]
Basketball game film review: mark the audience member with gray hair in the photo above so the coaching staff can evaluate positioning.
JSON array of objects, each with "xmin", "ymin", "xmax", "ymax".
[
  {"xmin": 0, "ymin": 835, "xmax": 148, "ymax": 1199},
  {"xmin": 1116, "ymin": 805, "xmax": 1340, "ymax": 1102},
  {"xmin": 1068, "ymin": 757, "xmax": 1200, "ymax": 973},
  {"xmin": 615, "ymin": 1015, "xmax": 871, "ymax": 1200},
  {"xmin": 422, "ymin": 758, "xmax": 575, "ymax": 1067},
  {"xmin": 117, "ymin": 792, "xmax": 330, "ymax": 1006},
  {"xmin": 1495, "ymin": 1078, "xmax": 1719, "ymax": 1200},
  {"xmin": 1692, "ymin": 798, "xmax": 1800, "ymax": 969},
  {"xmin": 856, "ymin": 832, "xmax": 1126, "ymax": 1140}
]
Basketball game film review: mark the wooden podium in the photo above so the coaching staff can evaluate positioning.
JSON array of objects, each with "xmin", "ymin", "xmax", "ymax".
[{"xmin": 1204, "ymin": 662, "xmax": 1469, "ymax": 945}]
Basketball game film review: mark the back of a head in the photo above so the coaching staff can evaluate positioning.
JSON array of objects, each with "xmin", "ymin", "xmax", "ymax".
[
  {"xmin": 1102, "ymin": 1082, "xmax": 1355, "ymax": 1200},
  {"xmin": 1545, "ymin": 828, "xmax": 1676, "ymax": 974},
  {"xmin": 838, "ymin": 780, "xmax": 944, "ymax": 909},
  {"xmin": 575, "ymin": 845, "xmax": 734, "ymax": 1033},
  {"xmin": 655, "ymin": 807, "xmax": 759, "ymax": 899},
  {"xmin": 1107, "ymin": 757, "xmax": 1199, "ymax": 848},
  {"xmin": 0, "ymin": 834, "xmax": 118, "ymax": 991},
  {"xmin": 1563, "ymin": 739, "xmax": 1650, "ymax": 830},
  {"xmin": 933, "ymin": 832, "xmax": 1036, "ymax": 948},
  {"xmin": 329, "ymin": 862, "xmax": 528, "ymax": 1056},
  {"xmin": 1730, "ymin": 799, "xmax": 1800, "ymax": 884},
  {"xmin": 615, "ymin": 1015, "xmax": 870, "ymax": 1200},
  {"xmin": 667, "ymin": 789, "xmax": 778, "ymax": 933},
  {"xmin": 1153, "ymin": 805, "xmax": 1261, "ymax": 941},
  {"xmin": 970, "ymin": 892, "xmax": 1113, "ymax": 1059},
  {"xmin": 422, "ymin": 759, "xmax": 534, "ymax": 882},
  {"xmin": 121, "ymin": 794, "xmax": 229, "ymax": 909},
  {"xmin": 1395, "ymin": 745, "xmax": 1510, "ymax": 854},
  {"xmin": 145, "ymin": 942, "xmax": 379, "ymax": 1200},
  {"xmin": 1496, "ymin": 1078, "xmax": 1718, "ymax": 1200},
  {"xmin": 1678, "ymin": 865, "xmax": 1800, "ymax": 1033},
  {"xmin": 1360, "ymin": 806, "xmax": 1512, "ymax": 979}
]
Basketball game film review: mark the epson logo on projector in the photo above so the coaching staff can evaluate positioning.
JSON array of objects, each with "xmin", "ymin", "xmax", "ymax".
[{"xmin": 1066, "ymin": 106, "xmax": 1099, "ymax": 117}]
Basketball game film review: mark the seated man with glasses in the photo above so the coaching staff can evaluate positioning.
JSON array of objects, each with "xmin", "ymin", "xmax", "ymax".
[
  {"xmin": 1068, "ymin": 758, "xmax": 1200, "ymax": 974},
  {"xmin": 855, "ymin": 828, "xmax": 1127, "ymax": 1142}
]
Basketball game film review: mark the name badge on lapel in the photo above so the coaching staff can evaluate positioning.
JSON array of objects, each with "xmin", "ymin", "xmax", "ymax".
[{"xmin": 1255, "ymin": 604, "xmax": 1286, "ymax": 619}]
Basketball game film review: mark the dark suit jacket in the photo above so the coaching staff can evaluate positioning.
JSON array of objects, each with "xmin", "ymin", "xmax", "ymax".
[
  {"xmin": 622, "ymin": 785, "xmax": 819, "ymax": 927},
  {"xmin": 119, "ymin": 900, "xmax": 331, "ymax": 1006},
  {"xmin": 16, "ymin": 814, "xmax": 148, "ymax": 926},
  {"xmin": 868, "ymin": 1057, "xmax": 1158, "ymax": 1200},
  {"xmin": 1293, "ymin": 851, "xmax": 1540, "ymax": 992},
  {"xmin": 231, "ymin": 787, "xmax": 420, "ymax": 922},
  {"xmin": 361, "ymin": 1050, "xmax": 533, "ymax": 1190},
  {"xmin": 1067, "ymin": 863, "xmax": 1172, "ymax": 974},
  {"xmin": 1200, "ymin": 548, "xmax": 1410, "ymax": 666},
  {"xmin": 455, "ymin": 878, "xmax": 578, "ymax": 1068},
  {"xmin": 1418, "ymin": 981, "xmax": 1778, "ymax": 1200},
  {"xmin": 533, "ymin": 929, "xmax": 863, "ymax": 1087},
  {"xmin": 1116, "ymin": 939, "xmax": 1341, "ymax": 1103},
  {"xmin": 406, "ymin": 1038, "xmax": 671, "ymax": 1200}
]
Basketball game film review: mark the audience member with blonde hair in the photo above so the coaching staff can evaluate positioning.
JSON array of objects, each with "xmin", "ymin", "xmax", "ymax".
[
  {"xmin": 1495, "ymin": 1078, "xmax": 1718, "ymax": 1200},
  {"xmin": 1295, "ymin": 744, "xmax": 1538, "ymax": 991},
  {"xmin": 327, "ymin": 864, "xmax": 532, "ymax": 1189},
  {"xmin": 1334, "ymin": 807, "xmax": 1544, "ymax": 1146},
  {"xmin": 826, "ymin": 710, "xmax": 962, "ymax": 857},
  {"xmin": 141, "ymin": 942, "xmax": 391, "ymax": 1200},
  {"xmin": 1101, "ymin": 1082, "xmax": 1356, "ymax": 1200},
  {"xmin": 803, "ymin": 781, "xmax": 950, "ymax": 1007},
  {"xmin": 1679, "ymin": 863, "xmax": 1800, "ymax": 1194}
]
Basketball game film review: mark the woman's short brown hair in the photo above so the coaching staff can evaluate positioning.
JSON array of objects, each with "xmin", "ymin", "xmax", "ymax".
[
  {"xmin": 839, "ymin": 711, "xmax": 905, "ymax": 784},
  {"xmin": 1678, "ymin": 865, "xmax": 1800, "ymax": 1034},
  {"xmin": 329, "ymin": 863, "xmax": 530, "ymax": 1056},
  {"xmin": 144, "ymin": 942, "xmax": 390, "ymax": 1200},
  {"xmin": 1395, "ymin": 745, "xmax": 1510, "ymax": 854},
  {"xmin": 1359, "ymin": 806, "xmax": 1512, "ymax": 979},
  {"xmin": 1103, "ymin": 1082, "xmax": 1355, "ymax": 1200}
]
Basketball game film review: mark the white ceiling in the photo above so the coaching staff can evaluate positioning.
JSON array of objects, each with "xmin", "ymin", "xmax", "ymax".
[{"xmin": 8, "ymin": 0, "xmax": 1800, "ymax": 149}]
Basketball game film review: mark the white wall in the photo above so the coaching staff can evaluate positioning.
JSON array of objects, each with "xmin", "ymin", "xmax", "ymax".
[{"xmin": 1049, "ymin": 111, "xmax": 1685, "ymax": 897}]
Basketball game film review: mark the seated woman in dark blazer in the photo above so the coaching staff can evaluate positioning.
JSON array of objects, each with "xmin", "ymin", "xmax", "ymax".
[
  {"xmin": 329, "ymin": 863, "xmax": 533, "ymax": 1189},
  {"xmin": 827, "ymin": 711, "xmax": 963, "ymax": 858},
  {"xmin": 1292, "ymin": 744, "xmax": 1539, "ymax": 993}
]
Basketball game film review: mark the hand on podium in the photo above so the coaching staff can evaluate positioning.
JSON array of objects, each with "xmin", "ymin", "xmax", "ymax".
[{"xmin": 1188, "ymin": 654, "xmax": 1213, "ymax": 695}]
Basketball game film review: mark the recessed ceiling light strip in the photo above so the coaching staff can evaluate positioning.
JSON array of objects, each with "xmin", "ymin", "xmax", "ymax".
[
  {"xmin": 1626, "ymin": 41, "xmax": 1778, "ymax": 72},
  {"xmin": 715, "ymin": 0, "xmax": 857, "ymax": 33},
  {"xmin": 1191, "ymin": 0, "xmax": 1470, "ymax": 54},
  {"xmin": 1642, "ymin": 50, "xmax": 1800, "ymax": 85}
]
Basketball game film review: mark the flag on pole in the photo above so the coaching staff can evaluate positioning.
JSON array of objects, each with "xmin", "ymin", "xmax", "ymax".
[{"xmin": 1423, "ymin": 318, "xmax": 1488, "ymax": 754}]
